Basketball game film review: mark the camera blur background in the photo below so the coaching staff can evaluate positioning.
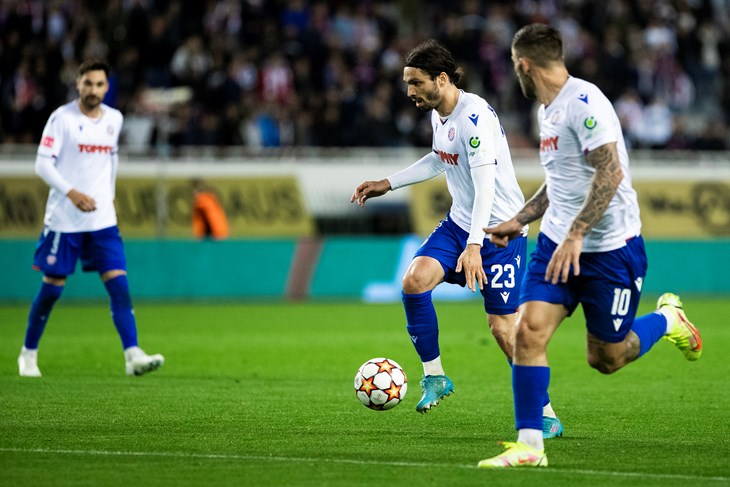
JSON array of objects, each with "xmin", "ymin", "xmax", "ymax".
[{"xmin": 1, "ymin": 0, "xmax": 729, "ymax": 151}]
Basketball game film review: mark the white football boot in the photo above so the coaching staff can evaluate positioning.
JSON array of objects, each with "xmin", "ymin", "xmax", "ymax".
[
  {"xmin": 124, "ymin": 346, "xmax": 164, "ymax": 376},
  {"xmin": 18, "ymin": 346, "xmax": 42, "ymax": 377}
]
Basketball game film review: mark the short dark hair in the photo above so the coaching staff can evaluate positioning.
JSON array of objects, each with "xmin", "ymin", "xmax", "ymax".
[
  {"xmin": 512, "ymin": 24, "xmax": 564, "ymax": 67},
  {"xmin": 78, "ymin": 59, "xmax": 110, "ymax": 78},
  {"xmin": 404, "ymin": 39, "xmax": 463, "ymax": 84}
]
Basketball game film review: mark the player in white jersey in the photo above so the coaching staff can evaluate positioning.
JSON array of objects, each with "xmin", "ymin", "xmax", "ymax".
[
  {"xmin": 479, "ymin": 24, "xmax": 702, "ymax": 469},
  {"xmin": 352, "ymin": 39, "xmax": 562, "ymax": 437},
  {"xmin": 17, "ymin": 59, "xmax": 164, "ymax": 378}
]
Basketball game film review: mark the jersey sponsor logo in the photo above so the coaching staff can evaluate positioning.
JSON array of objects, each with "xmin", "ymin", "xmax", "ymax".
[
  {"xmin": 515, "ymin": 255, "xmax": 521, "ymax": 268},
  {"xmin": 500, "ymin": 291, "xmax": 510, "ymax": 303},
  {"xmin": 437, "ymin": 150, "xmax": 459, "ymax": 165},
  {"xmin": 539, "ymin": 135, "xmax": 559, "ymax": 152},
  {"xmin": 410, "ymin": 335, "xmax": 418, "ymax": 344},
  {"xmin": 41, "ymin": 136, "xmax": 54, "ymax": 148},
  {"xmin": 78, "ymin": 144, "xmax": 113, "ymax": 154},
  {"xmin": 469, "ymin": 136, "xmax": 480, "ymax": 148},
  {"xmin": 584, "ymin": 116, "xmax": 597, "ymax": 129},
  {"xmin": 448, "ymin": 127, "xmax": 455, "ymax": 141},
  {"xmin": 468, "ymin": 113, "xmax": 479, "ymax": 126},
  {"xmin": 578, "ymin": 93, "xmax": 589, "ymax": 104}
]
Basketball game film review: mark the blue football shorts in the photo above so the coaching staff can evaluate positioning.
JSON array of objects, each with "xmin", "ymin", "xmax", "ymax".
[
  {"xmin": 520, "ymin": 232, "xmax": 648, "ymax": 343},
  {"xmin": 414, "ymin": 214, "xmax": 527, "ymax": 315},
  {"xmin": 32, "ymin": 225, "xmax": 128, "ymax": 277}
]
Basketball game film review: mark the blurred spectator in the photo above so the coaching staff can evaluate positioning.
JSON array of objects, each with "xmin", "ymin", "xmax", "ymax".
[
  {"xmin": 665, "ymin": 116, "xmax": 693, "ymax": 150},
  {"xmin": 694, "ymin": 119, "xmax": 729, "ymax": 150},
  {"xmin": 0, "ymin": 0, "xmax": 728, "ymax": 151},
  {"xmin": 638, "ymin": 97, "xmax": 674, "ymax": 149},
  {"xmin": 615, "ymin": 88, "xmax": 644, "ymax": 148},
  {"xmin": 170, "ymin": 35, "xmax": 211, "ymax": 86}
]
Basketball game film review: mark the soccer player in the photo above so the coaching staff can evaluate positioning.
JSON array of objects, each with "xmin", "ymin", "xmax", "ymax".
[
  {"xmin": 351, "ymin": 39, "xmax": 563, "ymax": 438},
  {"xmin": 478, "ymin": 24, "xmax": 702, "ymax": 468},
  {"xmin": 17, "ymin": 59, "xmax": 164, "ymax": 377}
]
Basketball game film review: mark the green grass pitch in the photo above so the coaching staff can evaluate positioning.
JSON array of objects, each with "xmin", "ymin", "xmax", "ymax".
[{"xmin": 1, "ymin": 298, "xmax": 729, "ymax": 486}]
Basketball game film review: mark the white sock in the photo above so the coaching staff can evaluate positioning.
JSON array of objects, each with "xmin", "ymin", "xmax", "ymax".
[
  {"xmin": 657, "ymin": 308, "xmax": 675, "ymax": 334},
  {"xmin": 542, "ymin": 402, "xmax": 556, "ymax": 419},
  {"xmin": 423, "ymin": 356, "xmax": 445, "ymax": 376},
  {"xmin": 517, "ymin": 429, "xmax": 544, "ymax": 451}
]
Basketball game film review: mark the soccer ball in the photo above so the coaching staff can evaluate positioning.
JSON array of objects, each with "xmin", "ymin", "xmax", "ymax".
[{"xmin": 354, "ymin": 357, "xmax": 407, "ymax": 410}]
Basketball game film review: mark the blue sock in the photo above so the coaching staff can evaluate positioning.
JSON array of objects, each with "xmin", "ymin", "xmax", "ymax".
[
  {"xmin": 402, "ymin": 290, "xmax": 439, "ymax": 362},
  {"xmin": 24, "ymin": 282, "xmax": 64, "ymax": 349},
  {"xmin": 631, "ymin": 312, "xmax": 667, "ymax": 357},
  {"xmin": 508, "ymin": 360, "xmax": 551, "ymax": 409},
  {"xmin": 513, "ymin": 365, "xmax": 550, "ymax": 430},
  {"xmin": 104, "ymin": 275, "xmax": 138, "ymax": 349}
]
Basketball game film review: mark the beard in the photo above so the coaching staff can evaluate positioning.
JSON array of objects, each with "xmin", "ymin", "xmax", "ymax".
[
  {"xmin": 80, "ymin": 94, "xmax": 101, "ymax": 111},
  {"xmin": 516, "ymin": 69, "xmax": 537, "ymax": 100},
  {"xmin": 412, "ymin": 85, "xmax": 441, "ymax": 111}
]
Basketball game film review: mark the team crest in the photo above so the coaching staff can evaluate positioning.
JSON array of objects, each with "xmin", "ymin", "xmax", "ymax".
[
  {"xmin": 107, "ymin": 125, "xmax": 114, "ymax": 135},
  {"xmin": 46, "ymin": 255, "xmax": 57, "ymax": 265},
  {"xmin": 448, "ymin": 127, "xmax": 455, "ymax": 141},
  {"xmin": 41, "ymin": 136, "xmax": 54, "ymax": 148}
]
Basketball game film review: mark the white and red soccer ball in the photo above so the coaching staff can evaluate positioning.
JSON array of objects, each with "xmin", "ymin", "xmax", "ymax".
[{"xmin": 354, "ymin": 358, "xmax": 407, "ymax": 410}]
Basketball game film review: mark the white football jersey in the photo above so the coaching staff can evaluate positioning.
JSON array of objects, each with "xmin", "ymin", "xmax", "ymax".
[
  {"xmin": 36, "ymin": 101, "xmax": 123, "ymax": 232},
  {"xmin": 430, "ymin": 91, "xmax": 525, "ymax": 233},
  {"xmin": 537, "ymin": 77, "xmax": 641, "ymax": 252}
]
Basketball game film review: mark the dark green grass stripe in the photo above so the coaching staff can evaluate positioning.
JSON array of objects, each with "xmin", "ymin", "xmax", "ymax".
[{"xmin": 2, "ymin": 447, "xmax": 728, "ymax": 483}]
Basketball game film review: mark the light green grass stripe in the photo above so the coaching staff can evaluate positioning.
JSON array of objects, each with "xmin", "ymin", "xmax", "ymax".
[{"xmin": 2, "ymin": 447, "xmax": 727, "ymax": 483}]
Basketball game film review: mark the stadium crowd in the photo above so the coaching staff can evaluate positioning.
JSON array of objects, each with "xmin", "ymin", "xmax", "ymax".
[{"xmin": 1, "ymin": 0, "xmax": 729, "ymax": 152}]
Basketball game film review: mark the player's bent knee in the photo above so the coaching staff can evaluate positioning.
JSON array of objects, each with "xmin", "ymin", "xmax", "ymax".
[
  {"xmin": 514, "ymin": 318, "xmax": 549, "ymax": 348},
  {"xmin": 587, "ymin": 353, "xmax": 620, "ymax": 375},
  {"xmin": 401, "ymin": 272, "xmax": 437, "ymax": 294},
  {"xmin": 42, "ymin": 275, "xmax": 66, "ymax": 286},
  {"xmin": 101, "ymin": 269, "xmax": 127, "ymax": 282}
]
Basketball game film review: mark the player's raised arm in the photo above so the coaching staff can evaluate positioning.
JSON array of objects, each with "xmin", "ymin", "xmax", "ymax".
[
  {"xmin": 351, "ymin": 151, "xmax": 445, "ymax": 207},
  {"xmin": 350, "ymin": 179, "xmax": 391, "ymax": 207}
]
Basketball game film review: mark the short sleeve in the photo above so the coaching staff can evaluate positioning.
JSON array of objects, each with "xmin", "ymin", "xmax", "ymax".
[
  {"xmin": 461, "ymin": 104, "xmax": 498, "ymax": 169},
  {"xmin": 569, "ymin": 89, "xmax": 619, "ymax": 154}
]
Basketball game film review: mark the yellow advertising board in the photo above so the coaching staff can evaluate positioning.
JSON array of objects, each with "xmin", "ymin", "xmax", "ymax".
[
  {"xmin": 0, "ymin": 177, "xmax": 313, "ymax": 238},
  {"xmin": 410, "ymin": 177, "xmax": 730, "ymax": 238}
]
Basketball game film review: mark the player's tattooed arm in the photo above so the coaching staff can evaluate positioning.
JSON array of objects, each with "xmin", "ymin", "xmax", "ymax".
[
  {"xmin": 516, "ymin": 182, "xmax": 549, "ymax": 225},
  {"xmin": 569, "ymin": 143, "xmax": 623, "ymax": 238}
]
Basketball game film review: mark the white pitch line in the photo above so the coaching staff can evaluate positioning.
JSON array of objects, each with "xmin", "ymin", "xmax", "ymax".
[{"xmin": 1, "ymin": 447, "xmax": 728, "ymax": 482}]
